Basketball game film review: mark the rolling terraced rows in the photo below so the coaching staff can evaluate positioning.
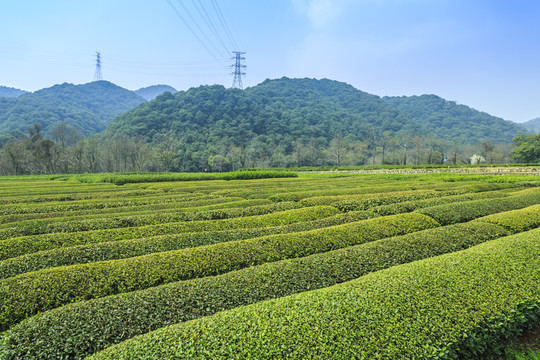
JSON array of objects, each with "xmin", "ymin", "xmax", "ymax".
[{"xmin": 0, "ymin": 173, "xmax": 539, "ymax": 359}]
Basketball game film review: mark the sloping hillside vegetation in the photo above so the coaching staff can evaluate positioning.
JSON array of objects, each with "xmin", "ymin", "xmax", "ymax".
[
  {"xmin": 0, "ymin": 81, "xmax": 145, "ymax": 135},
  {"xmin": 383, "ymin": 94, "xmax": 527, "ymax": 144},
  {"xmin": 0, "ymin": 86, "xmax": 28, "ymax": 98}
]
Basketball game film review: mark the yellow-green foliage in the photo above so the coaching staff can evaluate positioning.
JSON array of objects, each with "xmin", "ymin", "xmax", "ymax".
[
  {"xmin": 87, "ymin": 228, "xmax": 540, "ymax": 360},
  {"xmin": 0, "ymin": 210, "xmax": 377, "ymax": 279},
  {"xmin": 0, "ymin": 213, "xmax": 437, "ymax": 331},
  {"xmin": 0, "ymin": 221, "xmax": 510, "ymax": 359},
  {"xmin": 475, "ymin": 204, "xmax": 540, "ymax": 233},
  {"xmin": 0, "ymin": 203, "xmax": 327, "ymax": 261},
  {"xmin": 417, "ymin": 192, "xmax": 540, "ymax": 225},
  {"xmin": 300, "ymin": 189, "xmax": 464, "ymax": 211}
]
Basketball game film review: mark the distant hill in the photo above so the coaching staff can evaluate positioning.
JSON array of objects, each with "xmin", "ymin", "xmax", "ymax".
[
  {"xmin": 518, "ymin": 118, "xmax": 540, "ymax": 134},
  {"xmin": 0, "ymin": 86, "xmax": 28, "ymax": 98},
  {"xmin": 382, "ymin": 94, "xmax": 527, "ymax": 144},
  {"xmin": 135, "ymin": 85, "xmax": 178, "ymax": 101},
  {"xmin": 0, "ymin": 81, "xmax": 145, "ymax": 135},
  {"xmin": 106, "ymin": 78, "xmax": 525, "ymax": 149},
  {"xmin": 105, "ymin": 78, "xmax": 420, "ymax": 146}
]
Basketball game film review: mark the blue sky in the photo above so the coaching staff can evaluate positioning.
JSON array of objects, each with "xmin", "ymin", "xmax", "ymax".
[{"xmin": 1, "ymin": 0, "xmax": 539, "ymax": 122}]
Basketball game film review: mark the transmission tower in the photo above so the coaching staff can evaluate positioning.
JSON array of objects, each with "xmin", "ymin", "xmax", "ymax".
[
  {"xmin": 94, "ymin": 52, "xmax": 103, "ymax": 81},
  {"xmin": 231, "ymin": 51, "xmax": 246, "ymax": 89}
]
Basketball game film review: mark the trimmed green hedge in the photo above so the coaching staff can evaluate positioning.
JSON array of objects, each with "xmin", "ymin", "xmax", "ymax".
[
  {"xmin": 370, "ymin": 190, "xmax": 511, "ymax": 216},
  {"xmin": 72, "ymin": 170, "xmax": 298, "ymax": 185},
  {"xmin": 417, "ymin": 192, "xmax": 540, "ymax": 225},
  {"xmin": 0, "ymin": 197, "xmax": 268, "ymax": 226},
  {"xmin": 0, "ymin": 221, "xmax": 511, "ymax": 359},
  {"xmin": 300, "ymin": 189, "xmax": 465, "ymax": 211},
  {"xmin": 0, "ymin": 200, "xmax": 298, "ymax": 240},
  {"xmin": 0, "ymin": 202, "xmax": 317, "ymax": 261},
  {"xmin": 0, "ymin": 212, "xmax": 437, "ymax": 331},
  {"xmin": 86, "ymin": 228, "xmax": 540, "ymax": 360},
  {"xmin": 475, "ymin": 204, "xmax": 540, "ymax": 234},
  {"xmin": 0, "ymin": 210, "xmax": 378, "ymax": 279},
  {"xmin": 0, "ymin": 191, "xmax": 208, "ymax": 216}
]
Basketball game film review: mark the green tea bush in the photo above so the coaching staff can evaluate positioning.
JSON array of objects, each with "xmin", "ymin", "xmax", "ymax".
[
  {"xmin": 371, "ymin": 190, "xmax": 510, "ymax": 216},
  {"xmin": 417, "ymin": 192, "xmax": 540, "ymax": 225},
  {"xmin": 86, "ymin": 228, "xmax": 540, "ymax": 360},
  {"xmin": 0, "ymin": 211, "xmax": 378, "ymax": 279},
  {"xmin": 0, "ymin": 221, "xmax": 509, "ymax": 359},
  {"xmin": 73, "ymin": 170, "xmax": 298, "ymax": 185},
  {"xmin": 475, "ymin": 204, "xmax": 540, "ymax": 234},
  {"xmin": 0, "ymin": 198, "xmax": 268, "ymax": 228},
  {"xmin": 0, "ymin": 200, "xmax": 303, "ymax": 247},
  {"xmin": 0, "ymin": 213, "xmax": 437, "ymax": 331},
  {"xmin": 0, "ymin": 204, "xmax": 332, "ymax": 261},
  {"xmin": 300, "ymin": 189, "xmax": 464, "ymax": 211}
]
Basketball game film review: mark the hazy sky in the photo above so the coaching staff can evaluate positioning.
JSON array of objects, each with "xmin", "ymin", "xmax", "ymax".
[{"xmin": 1, "ymin": 0, "xmax": 539, "ymax": 122}]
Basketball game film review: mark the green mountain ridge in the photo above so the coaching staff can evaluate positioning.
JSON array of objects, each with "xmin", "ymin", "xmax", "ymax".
[
  {"xmin": 382, "ymin": 94, "xmax": 527, "ymax": 144},
  {"xmin": 518, "ymin": 117, "xmax": 540, "ymax": 133},
  {"xmin": 135, "ymin": 85, "xmax": 178, "ymax": 101},
  {"xmin": 0, "ymin": 81, "xmax": 145, "ymax": 136},
  {"xmin": 105, "ymin": 77, "xmax": 525, "ymax": 147},
  {"xmin": 0, "ymin": 86, "xmax": 28, "ymax": 98}
]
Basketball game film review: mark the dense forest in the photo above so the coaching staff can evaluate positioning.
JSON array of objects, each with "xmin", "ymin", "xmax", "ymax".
[
  {"xmin": 0, "ymin": 77, "xmax": 535, "ymax": 175},
  {"xmin": 0, "ymin": 81, "xmax": 145, "ymax": 136},
  {"xmin": 519, "ymin": 117, "xmax": 540, "ymax": 133},
  {"xmin": 382, "ymin": 94, "xmax": 526, "ymax": 144},
  {"xmin": 0, "ymin": 86, "xmax": 28, "ymax": 98}
]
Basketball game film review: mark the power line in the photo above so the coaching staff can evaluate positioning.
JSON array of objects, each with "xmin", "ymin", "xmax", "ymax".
[
  {"xmin": 165, "ymin": 0, "xmax": 227, "ymax": 66},
  {"xmin": 191, "ymin": 0, "xmax": 230, "ymax": 55},
  {"xmin": 211, "ymin": 0, "xmax": 240, "ymax": 50}
]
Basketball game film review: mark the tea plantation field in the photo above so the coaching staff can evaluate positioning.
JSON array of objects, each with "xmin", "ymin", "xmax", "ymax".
[{"xmin": 0, "ymin": 171, "xmax": 539, "ymax": 359}]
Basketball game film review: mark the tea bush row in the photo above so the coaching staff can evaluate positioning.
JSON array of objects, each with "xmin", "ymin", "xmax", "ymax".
[
  {"xmin": 0, "ymin": 197, "xmax": 265, "ymax": 230},
  {"xmin": 0, "ymin": 201, "xmax": 300, "ymax": 241},
  {"xmin": 0, "ymin": 191, "xmax": 213, "ymax": 216},
  {"xmin": 0, "ymin": 220, "xmax": 515, "ymax": 359},
  {"xmin": 0, "ymin": 210, "xmax": 377, "ymax": 279},
  {"xmin": 86, "ymin": 228, "xmax": 540, "ymax": 360},
  {"xmin": 370, "ymin": 189, "xmax": 512, "ymax": 216},
  {"xmin": 73, "ymin": 170, "xmax": 298, "ymax": 185},
  {"xmin": 417, "ymin": 192, "xmax": 540, "ymax": 225},
  {"xmin": 476, "ymin": 204, "xmax": 540, "ymax": 234},
  {"xmin": 0, "ymin": 205, "xmax": 338, "ymax": 261},
  {"xmin": 0, "ymin": 213, "xmax": 437, "ymax": 331},
  {"xmin": 301, "ymin": 189, "xmax": 465, "ymax": 211},
  {"xmin": 0, "ymin": 196, "xmax": 253, "ymax": 225}
]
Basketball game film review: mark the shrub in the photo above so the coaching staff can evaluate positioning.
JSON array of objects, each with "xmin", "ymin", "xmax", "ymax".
[
  {"xmin": 0, "ymin": 200, "xmax": 298, "ymax": 240},
  {"xmin": 85, "ymin": 228, "xmax": 540, "ymax": 360},
  {"xmin": 0, "ymin": 202, "xmax": 314, "ymax": 260},
  {"xmin": 371, "ymin": 190, "xmax": 510, "ymax": 216},
  {"xmin": 0, "ymin": 213, "xmax": 437, "ymax": 331},
  {"xmin": 0, "ymin": 210, "xmax": 378, "ymax": 279},
  {"xmin": 300, "ymin": 189, "xmax": 465, "ymax": 211},
  {"xmin": 417, "ymin": 192, "xmax": 540, "ymax": 225},
  {"xmin": 475, "ymin": 204, "xmax": 540, "ymax": 234},
  {"xmin": 4, "ymin": 219, "xmax": 513, "ymax": 359}
]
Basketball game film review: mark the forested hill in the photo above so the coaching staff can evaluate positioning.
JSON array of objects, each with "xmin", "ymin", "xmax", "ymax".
[
  {"xmin": 0, "ymin": 86, "xmax": 28, "ymax": 98},
  {"xmin": 105, "ymin": 77, "xmax": 422, "ymax": 147},
  {"xmin": 519, "ymin": 118, "xmax": 540, "ymax": 133},
  {"xmin": 105, "ymin": 77, "xmax": 525, "ymax": 150},
  {"xmin": 135, "ymin": 85, "xmax": 178, "ymax": 101},
  {"xmin": 0, "ymin": 81, "xmax": 145, "ymax": 136},
  {"xmin": 382, "ymin": 94, "xmax": 526, "ymax": 143}
]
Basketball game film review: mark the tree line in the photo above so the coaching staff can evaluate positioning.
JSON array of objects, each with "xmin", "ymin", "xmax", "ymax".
[{"xmin": 0, "ymin": 122, "xmax": 529, "ymax": 176}]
